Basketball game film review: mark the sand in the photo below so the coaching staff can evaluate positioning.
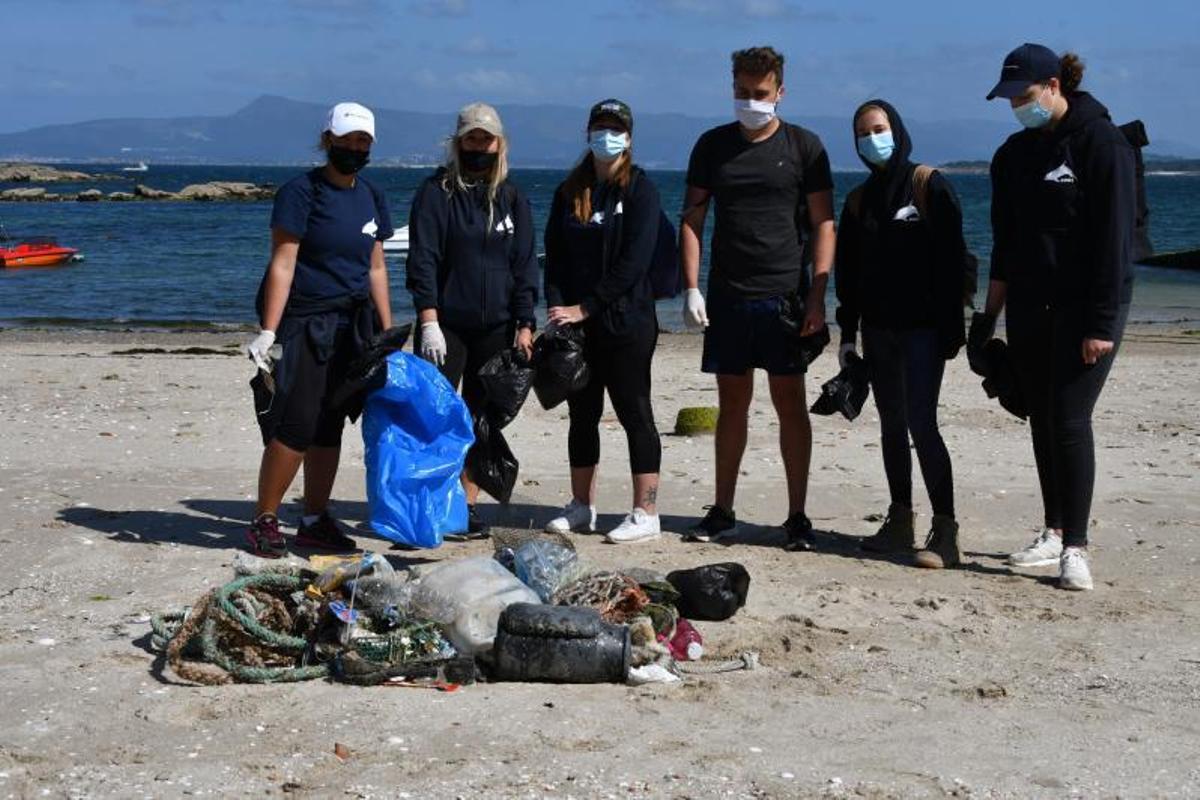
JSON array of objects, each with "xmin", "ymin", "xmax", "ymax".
[{"xmin": 0, "ymin": 325, "xmax": 1197, "ymax": 799}]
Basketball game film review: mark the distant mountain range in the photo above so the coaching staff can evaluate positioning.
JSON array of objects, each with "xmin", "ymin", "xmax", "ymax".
[{"xmin": 0, "ymin": 95, "xmax": 1191, "ymax": 170}]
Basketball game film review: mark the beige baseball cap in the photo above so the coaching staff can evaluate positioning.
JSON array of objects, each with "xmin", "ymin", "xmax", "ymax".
[
  {"xmin": 325, "ymin": 102, "xmax": 375, "ymax": 139},
  {"xmin": 456, "ymin": 102, "xmax": 503, "ymax": 137}
]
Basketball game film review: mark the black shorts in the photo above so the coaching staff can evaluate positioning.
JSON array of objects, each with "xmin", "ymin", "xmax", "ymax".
[
  {"xmin": 701, "ymin": 288, "xmax": 807, "ymax": 377},
  {"xmin": 255, "ymin": 324, "xmax": 356, "ymax": 451}
]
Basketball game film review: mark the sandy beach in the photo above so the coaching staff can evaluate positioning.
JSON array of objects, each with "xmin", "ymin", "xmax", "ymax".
[{"xmin": 0, "ymin": 324, "xmax": 1197, "ymax": 799}]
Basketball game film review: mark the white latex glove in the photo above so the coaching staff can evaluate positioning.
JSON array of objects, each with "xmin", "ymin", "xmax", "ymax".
[
  {"xmin": 419, "ymin": 320, "xmax": 447, "ymax": 366},
  {"xmin": 838, "ymin": 342, "xmax": 856, "ymax": 370},
  {"xmin": 247, "ymin": 329, "xmax": 276, "ymax": 372},
  {"xmin": 683, "ymin": 288, "xmax": 709, "ymax": 329}
]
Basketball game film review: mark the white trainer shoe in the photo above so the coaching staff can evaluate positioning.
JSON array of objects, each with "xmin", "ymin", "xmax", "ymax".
[
  {"xmin": 1059, "ymin": 546, "xmax": 1094, "ymax": 591},
  {"xmin": 1007, "ymin": 528, "xmax": 1064, "ymax": 567},
  {"xmin": 604, "ymin": 508, "xmax": 662, "ymax": 544},
  {"xmin": 545, "ymin": 499, "xmax": 596, "ymax": 534}
]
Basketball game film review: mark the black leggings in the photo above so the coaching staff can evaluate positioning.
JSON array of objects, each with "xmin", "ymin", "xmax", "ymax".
[
  {"xmin": 1008, "ymin": 305, "xmax": 1128, "ymax": 547},
  {"xmin": 413, "ymin": 322, "xmax": 511, "ymax": 417},
  {"xmin": 863, "ymin": 326, "xmax": 955, "ymax": 517},
  {"xmin": 567, "ymin": 322, "xmax": 661, "ymax": 475}
]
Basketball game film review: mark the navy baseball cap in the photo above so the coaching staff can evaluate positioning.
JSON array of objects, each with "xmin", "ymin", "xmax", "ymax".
[{"xmin": 986, "ymin": 43, "xmax": 1061, "ymax": 100}]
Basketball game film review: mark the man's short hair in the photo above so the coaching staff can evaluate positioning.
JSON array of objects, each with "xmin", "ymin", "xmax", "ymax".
[{"xmin": 731, "ymin": 46, "xmax": 785, "ymax": 87}]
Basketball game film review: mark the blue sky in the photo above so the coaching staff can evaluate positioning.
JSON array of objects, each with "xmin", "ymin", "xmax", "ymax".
[{"xmin": 4, "ymin": 0, "xmax": 1199, "ymax": 149}]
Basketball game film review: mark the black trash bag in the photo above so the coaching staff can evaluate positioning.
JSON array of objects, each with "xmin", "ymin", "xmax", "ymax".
[
  {"xmin": 531, "ymin": 325, "xmax": 590, "ymax": 410},
  {"xmin": 797, "ymin": 324, "xmax": 830, "ymax": 366},
  {"xmin": 981, "ymin": 338, "xmax": 1028, "ymax": 420},
  {"xmin": 327, "ymin": 323, "xmax": 413, "ymax": 416},
  {"xmin": 477, "ymin": 347, "xmax": 534, "ymax": 429},
  {"xmin": 491, "ymin": 603, "xmax": 631, "ymax": 683},
  {"xmin": 666, "ymin": 562, "xmax": 751, "ymax": 621},
  {"xmin": 467, "ymin": 416, "xmax": 519, "ymax": 503},
  {"xmin": 777, "ymin": 294, "xmax": 830, "ymax": 365},
  {"xmin": 810, "ymin": 352, "xmax": 871, "ymax": 420}
]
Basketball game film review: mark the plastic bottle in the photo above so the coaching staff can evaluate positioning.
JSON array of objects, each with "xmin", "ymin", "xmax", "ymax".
[{"xmin": 665, "ymin": 618, "xmax": 703, "ymax": 661}]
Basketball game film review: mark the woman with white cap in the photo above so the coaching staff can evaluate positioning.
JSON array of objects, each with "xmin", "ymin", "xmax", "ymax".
[
  {"xmin": 245, "ymin": 101, "xmax": 394, "ymax": 558},
  {"xmin": 406, "ymin": 102, "xmax": 539, "ymax": 537}
]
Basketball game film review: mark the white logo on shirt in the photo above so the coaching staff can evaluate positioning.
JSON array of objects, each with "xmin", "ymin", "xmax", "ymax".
[
  {"xmin": 1044, "ymin": 162, "xmax": 1077, "ymax": 184},
  {"xmin": 893, "ymin": 204, "xmax": 921, "ymax": 222},
  {"xmin": 495, "ymin": 214, "xmax": 514, "ymax": 234},
  {"xmin": 361, "ymin": 218, "xmax": 378, "ymax": 237}
]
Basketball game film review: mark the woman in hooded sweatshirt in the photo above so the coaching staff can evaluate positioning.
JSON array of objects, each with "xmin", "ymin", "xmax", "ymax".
[
  {"xmin": 406, "ymin": 102, "xmax": 539, "ymax": 537},
  {"xmin": 542, "ymin": 99, "xmax": 664, "ymax": 544},
  {"xmin": 979, "ymin": 45, "xmax": 1135, "ymax": 591},
  {"xmin": 834, "ymin": 99, "xmax": 969, "ymax": 569}
]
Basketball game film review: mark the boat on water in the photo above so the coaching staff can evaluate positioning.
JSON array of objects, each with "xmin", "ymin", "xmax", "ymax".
[
  {"xmin": 383, "ymin": 225, "xmax": 408, "ymax": 254},
  {"xmin": 0, "ymin": 236, "xmax": 80, "ymax": 268},
  {"xmin": 122, "ymin": 162, "xmax": 149, "ymax": 172}
]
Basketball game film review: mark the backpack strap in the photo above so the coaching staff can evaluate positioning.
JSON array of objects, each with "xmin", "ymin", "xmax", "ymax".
[{"xmin": 912, "ymin": 164, "xmax": 935, "ymax": 220}]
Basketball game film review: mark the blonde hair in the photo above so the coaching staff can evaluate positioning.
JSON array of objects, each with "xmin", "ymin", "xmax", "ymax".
[{"xmin": 440, "ymin": 132, "xmax": 510, "ymax": 232}]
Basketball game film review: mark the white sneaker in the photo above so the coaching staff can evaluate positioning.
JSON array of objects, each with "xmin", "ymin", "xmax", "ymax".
[
  {"xmin": 545, "ymin": 499, "xmax": 596, "ymax": 534},
  {"xmin": 1007, "ymin": 528, "xmax": 1064, "ymax": 567},
  {"xmin": 1059, "ymin": 546, "xmax": 1094, "ymax": 591},
  {"xmin": 604, "ymin": 508, "xmax": 662, "ymax": 544}
]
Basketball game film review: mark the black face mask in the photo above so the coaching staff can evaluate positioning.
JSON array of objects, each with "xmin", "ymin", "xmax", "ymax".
[
  {"xmin": 328, "ymin": 145, "xmax": 370, "ymax": 175},
  {"xmin": 460, "ymin": 149, "xmax": 498, "ymax": 173}
]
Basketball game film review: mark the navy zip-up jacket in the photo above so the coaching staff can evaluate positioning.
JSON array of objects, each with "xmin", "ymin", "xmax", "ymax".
[
  {"xmin": 989, "ymin": 91, "xmax": 1136, "ymax": 340},
  {"xmin": 543, "ymin": 166, "xmax": 661, "ymax": 339},
  {"xmin": 405, "ymin": 169, "xmax": 538, "ymax": 331}
]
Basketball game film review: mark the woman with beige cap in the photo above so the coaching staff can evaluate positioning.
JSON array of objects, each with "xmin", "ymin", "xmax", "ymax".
[
  {"xmin": 245, "ymin": 101, "xmax": 394, "ymax": 557},
  {"xmin": 406, "ymin": 102, "xmax": 539, "ymax": 537}
]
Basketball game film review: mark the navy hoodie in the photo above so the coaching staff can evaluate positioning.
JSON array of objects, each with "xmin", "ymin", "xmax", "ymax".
[
  {"xmin": 835, "ymin": 99, "xmax": 969, "ymax": 357},
  {"xmin": 405, "ymin": 169, "xmax": 539, "ymax": 331},
  {"xmin": 989, "ymin": 91, "xmax": 1136, "ymax": 340}
]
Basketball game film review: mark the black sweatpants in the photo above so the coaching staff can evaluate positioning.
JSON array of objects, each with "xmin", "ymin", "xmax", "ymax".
[
  {"xmin": 863, "ymin": 326, "xmax": 955, "ymax": 518},
  {"xmin": 1008, "ymin": 305, "xmax": 1129, "ymax": 547},
  {"xmin": 413, "ymin": 322, "xmax": 512, "ymax": 417},
  {"xmin": 567, "ymin": 321, "xmax": 661, "ymax": 475}
]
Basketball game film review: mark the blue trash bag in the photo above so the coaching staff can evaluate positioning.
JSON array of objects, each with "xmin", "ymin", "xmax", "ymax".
[{"xmin": 362, "ymin": 352, "xmax": 474, "ymax": 548}]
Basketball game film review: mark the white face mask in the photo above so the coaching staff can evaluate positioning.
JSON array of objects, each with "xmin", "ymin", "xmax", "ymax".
[{"xmin": 734, "ymin": 98, "xmax": 777, "ymax": 130}]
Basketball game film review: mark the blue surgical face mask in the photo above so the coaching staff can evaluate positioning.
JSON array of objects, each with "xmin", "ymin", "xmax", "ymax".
[
  {"xmin": 856, "ymin": 131, "xmax": 895, "ymax": 166},
  {"xmin": 589, "ymin": 130, "xmax": 628, "ymax": 161},
  {"xmin": 1013, "ymin": 87, "xmax": 1053, "ymax": 129}
]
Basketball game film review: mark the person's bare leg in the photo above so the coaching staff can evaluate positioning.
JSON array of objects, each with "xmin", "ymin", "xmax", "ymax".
[
  {"xmin": 302, "ymin": 445, "xmax": 341, "ymax": 516},
  {"xmin": 769, "ymin": 374, "xmax": 811, "ymax": 516},
  {"xmin": 256, "ymin": 439, "xmax": 305, "ymax": 517},
  {"xmin": 462, "ymin": 472, "xmax": 480, "ymax": 506},
  {"xmin": 570, "ymin": 466, "xmax": 598, "ymax": 506},
  {"xmin": 633, "ymin": 473, "xmax": 659, "ymax": 515},
  {"xmin": 715, "ymin": 373, "xmax": 754, "ymax": 511}
]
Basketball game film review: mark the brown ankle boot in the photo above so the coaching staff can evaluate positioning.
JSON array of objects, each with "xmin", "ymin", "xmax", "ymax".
[
  {"xmin": 914, "ymin": 515, "xmax": 961, "ymax": 569},
  {"xmin": 860, "ymin": 503, "xmax": 915, "ymax": 553}
]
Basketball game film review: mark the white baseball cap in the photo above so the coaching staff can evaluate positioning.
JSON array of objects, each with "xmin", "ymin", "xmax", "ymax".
[{"xmin": 325, "ymin": 102, "xmax": 376, "ymax": 139}]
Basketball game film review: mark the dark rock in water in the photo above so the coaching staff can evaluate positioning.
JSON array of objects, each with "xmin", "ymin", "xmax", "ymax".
[
  {"xmin": 77, "ymin": 189, "xmax": 103, "ymax": 202},
  {"xmin": 133, "ymin": 184, "xmax": 176, "ymax": 200},
  {"xmin": 0, "ymin": 162, "xmax": 96, "ymax": 182},
  {"xmin": 108, "ymin": 191, "xmax": 135, "ymax": 201},
  {"xmin": 1139, "ymin": 249, "xmax": 1200, "ymax": 270}
]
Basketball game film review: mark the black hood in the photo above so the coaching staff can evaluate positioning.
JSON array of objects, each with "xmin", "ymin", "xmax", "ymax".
[
  {"xmin": 852, "ymin": 98, "xmax": 917, "ymax": 235},
  {"xmin": 852, "ymin": 98, "xmax": 913, "ymax": 173},
  {"xmin": 1054, "ymin": 91, "xmax": 1112, "ymax": 140}
]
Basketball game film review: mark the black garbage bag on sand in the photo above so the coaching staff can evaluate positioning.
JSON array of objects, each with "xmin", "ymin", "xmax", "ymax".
[
  {"xmin": 477, "ymin": 347, "xmax": 534, "ymax": 429},
  {"xmin": 810, "ymin": 352, "xmax": 871, "ymax": 421},
  {"xmin": 531, "ymin": 326, "xmax": 590, "ymax": 410},
  {"xmin": 666, "ymin": 563, "xmax": 751, "ymax": 622},
  {"xmin": 327, "ymin": 324, "xmax": 413, "ymax": 418},
  {"xmin": 491, "ymin": 603, "xmax": 631, "ymax": 683},
  {"xmin": 467, "ymin": 416, "xmax": 519, "ymax": 503}
]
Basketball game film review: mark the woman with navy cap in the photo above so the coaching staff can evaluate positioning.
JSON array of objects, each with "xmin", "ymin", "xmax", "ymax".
[
  {"xmin": 406, "ymin": 102, "xmax": 539, "ymax": 537},
  {"xmin": 246, "ymin": 101, "xmax": 394, "ymax": 557},
  {"xmin": 977, "ymin": 44, "xmax": 1136, "ymax": 590}
]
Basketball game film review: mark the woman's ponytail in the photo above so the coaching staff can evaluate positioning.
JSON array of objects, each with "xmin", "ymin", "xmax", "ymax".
[{"xmin": 1059, "ymin": 52, "xmax": 1085, "ymax": 93}]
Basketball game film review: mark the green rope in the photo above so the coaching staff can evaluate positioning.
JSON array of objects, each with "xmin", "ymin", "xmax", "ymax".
[{"xmin": 213, "ymin": 574, "xmax": 310, "ymax": 652}]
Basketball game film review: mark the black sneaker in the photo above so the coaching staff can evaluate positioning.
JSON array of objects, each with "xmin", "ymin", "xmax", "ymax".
[
  {"xmin": 781, "ymin": 511, "xmax": 817, "ymax": 552},
  {"xmin": 295, "ymin": 512, "xmax": 357, "ymax": 552},
  {"xmin": 684, "ymin": 505, "xmax": 737, "ymax": 543},
  {"xmin": 447, "ymin": 504, "xmax": 490, "ymax": 541}
]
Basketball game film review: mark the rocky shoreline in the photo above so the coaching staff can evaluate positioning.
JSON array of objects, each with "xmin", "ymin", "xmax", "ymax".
[{"xmin": 0, "ymin": 181, "xmax": 275, "ymax": 202}]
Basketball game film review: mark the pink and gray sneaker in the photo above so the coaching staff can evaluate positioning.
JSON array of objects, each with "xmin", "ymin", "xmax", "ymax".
[{"xmin": 246, "ymin": 513, "xmax": 287, "ymax": 558}]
